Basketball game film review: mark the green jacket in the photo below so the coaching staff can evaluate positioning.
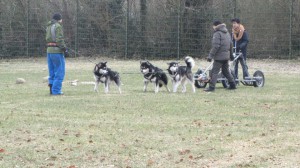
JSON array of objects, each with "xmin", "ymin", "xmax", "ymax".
[{"xmin": 45, "ymin": 20, "xmax": 66, "ymax": 53}]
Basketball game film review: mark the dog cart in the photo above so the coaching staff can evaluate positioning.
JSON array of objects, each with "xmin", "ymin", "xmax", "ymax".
[{"xmin": 194, "ymin": 47, "xmax": 265, "ymax": 89}]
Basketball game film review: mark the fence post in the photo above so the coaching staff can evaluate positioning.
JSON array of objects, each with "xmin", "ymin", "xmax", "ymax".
[
  {"xmin": 177, "ymin": 0, "xmax": 181, "ymax": 60},
  {"xmin": 125, "ymin": 0, "xmax": 129, "ymax": 59},
  {"xmin": 75, "ymin": 0, "xmax": 79, "ymax": 57},
  {"xmin": 289, "ymin": 0, "xmax": 293, "ymax": 59},
  {"xmin": 233, "ymin": 0, "xmax": 237, "ymax": 18},
  {"xmin": 26, "ymin": 0, "xmax": 29, "ymax": 57}
]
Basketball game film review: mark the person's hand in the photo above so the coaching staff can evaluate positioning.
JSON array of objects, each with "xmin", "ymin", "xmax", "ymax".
[
  {"xmin": 238, "ymin": 42, "xmax": 247, "ymax": 50},
  {"xmin": 207, "ymin": 57, "xmax": 212, "ymax": 62},
  {"xmin": 62, "ymin": 47, "xmax": 70, "ymax": 57},
  {"xmin": 64, "ymin": 49, "xmax": 70, "ymax": 57}
]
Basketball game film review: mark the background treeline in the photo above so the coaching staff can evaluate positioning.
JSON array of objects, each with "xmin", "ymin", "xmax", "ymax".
[{"xmin": 0, "ymin": 0, "xmax": 299, "ymax": 59}]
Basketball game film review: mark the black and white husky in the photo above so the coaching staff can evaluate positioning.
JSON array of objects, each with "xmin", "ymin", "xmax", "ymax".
[
  {"xmin": 140, "ymin": 60, "xmax": 170, "ymax": 93},
  {"xmin": 167, "ymin": 56, "xmax": 196, "ymax": 93},
  {"xmin": 93, "ymin": 62, "xmax": 122, "ymax": 94}
]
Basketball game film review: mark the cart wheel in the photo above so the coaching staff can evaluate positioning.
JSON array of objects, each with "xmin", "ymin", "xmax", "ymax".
[
  {"xmin": 194, "ymin": 70, "xmax": 207, "ymax": 88},
  {"xmin": 195, "ymin": 80, "xmax": 207, "ymax": 88},
  {"xmin": 253, "ymin": 70, "xmax": 265, "ymax": 87},
  {"xmin": 221, "ymin": 70, "xmax": 236, "ymax": 88}
]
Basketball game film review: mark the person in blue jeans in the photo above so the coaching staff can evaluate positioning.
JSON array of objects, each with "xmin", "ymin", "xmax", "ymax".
[
  {"xmin": 231, "ymin": 18, "xmax": 250, "ymax": 79},
  {"xmin": 46, "ymin": 13, "xmax": 69, "ymax": 95}
]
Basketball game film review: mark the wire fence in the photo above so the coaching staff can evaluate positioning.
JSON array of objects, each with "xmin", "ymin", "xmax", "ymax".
[{"xmin": 0, "ymin": 0, "xmax": 299, "ymax": 59}]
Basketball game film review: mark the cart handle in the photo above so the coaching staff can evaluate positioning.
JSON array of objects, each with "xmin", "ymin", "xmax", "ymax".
[{"xmin": 202, "ymin": 62, "xmax": 213, "ymax": 74}]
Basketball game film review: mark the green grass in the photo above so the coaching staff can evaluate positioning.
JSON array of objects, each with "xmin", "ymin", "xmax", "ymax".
[{"xmin": 0, "ymin": 58, "xmax": 300, "ymax": 168}]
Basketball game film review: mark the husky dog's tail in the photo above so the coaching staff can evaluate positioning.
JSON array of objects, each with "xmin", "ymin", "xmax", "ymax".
[{"xmin": 185, "ymin": 56, "xmax": 195, "ymax": 71}]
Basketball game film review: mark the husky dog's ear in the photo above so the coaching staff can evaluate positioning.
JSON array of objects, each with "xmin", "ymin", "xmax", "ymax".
[
  {"xmin": 94, "ymin": 64, "xmax": 100, "ymax": 71},
  {"xmin": 146, "ymin": 60, "xmax": 150, "ymax": 65},
  {"xmin": 103, "ymin": 61, "xmax": 107, "ymax": 65},
  {"xmin": 96, "ymin": 62, "xmax": 101, "ymax": 68}
]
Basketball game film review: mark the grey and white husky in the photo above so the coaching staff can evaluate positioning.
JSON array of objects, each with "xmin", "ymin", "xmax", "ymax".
[
  {"xmin": 167, "ymin": 56, "xmax": 196, "ymax": 93},
  {"xmin": 93, "ymin": 62, "xmax": 122, "ymax": 94},
  {"xmin": 140, "ymin": 60, "xmax": 170, "ymax": 93}
]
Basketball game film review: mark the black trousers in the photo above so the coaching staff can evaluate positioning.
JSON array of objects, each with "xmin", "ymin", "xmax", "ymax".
[{"xmin": 209, "ymin": 60, "xmax": 235, "ymax": 88}]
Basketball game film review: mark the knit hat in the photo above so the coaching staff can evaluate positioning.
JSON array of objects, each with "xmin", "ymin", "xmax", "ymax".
[
  {"xmin": 213, "ymin": 20, "xmax": 222, "ymax": 26},
  {"xmin": 52, "ymin": 13, "xmax": 62, "ymax": 21}
]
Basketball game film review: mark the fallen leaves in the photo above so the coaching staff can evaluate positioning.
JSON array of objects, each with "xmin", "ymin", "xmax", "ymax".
[
  {"xmin": 45, "ymin": 156, "xmax": 57, "ymax": 161},
  {"xmin": 147, "ymin": 159, "xmax": 155, "ymax": 166},
  {"xmin": 75, "ymin": 132, "xmax": 81, "ymax": 137},
  {"xmin": 178, "ymin": 149, "xmax": 191, "ymax": 155},
  {"xmin": 176, "ymin": 149, "xmax": 191, "ymax": 163},
  {"xmin": 63, "ymin": 130, "xmax": 69, "ymax": 135}
]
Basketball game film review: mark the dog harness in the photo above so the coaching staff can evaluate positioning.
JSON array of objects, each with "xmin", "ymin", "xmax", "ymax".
[
  {"xmin": 168, "ymin": 69, "xmax": 178, "ymax": 78},
  {"xmin": 144, "ymin": 69, "xmax": 160, "ymax": 80}
]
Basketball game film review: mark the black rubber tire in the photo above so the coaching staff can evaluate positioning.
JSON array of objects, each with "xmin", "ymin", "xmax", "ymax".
[
  {"xmin": 195, "ymin": 80, "xmax": 207, "ymax": 88},
  {"xmin": 194, "ymin": 70, "xmax": 207, "ymax": 88},
  {"xmin": 253, "ymin": 70, "xmax": 265, "ymax": 87}
]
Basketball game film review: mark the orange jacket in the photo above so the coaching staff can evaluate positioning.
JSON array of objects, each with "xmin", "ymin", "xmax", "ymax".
[{"xmin": 232, "ymin": 24, "xmax": 245, "ymax": 41}]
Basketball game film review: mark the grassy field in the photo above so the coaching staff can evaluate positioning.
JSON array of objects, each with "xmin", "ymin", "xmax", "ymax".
[{"xmin": 0, "ymin": 57, "xmax": 299, "ymax": 168}]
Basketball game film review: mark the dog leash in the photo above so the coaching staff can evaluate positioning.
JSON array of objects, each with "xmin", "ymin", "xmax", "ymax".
[
  {"xmin": 67, "ymin": 48, "xmax": 98, "ymax": 65},
  {"xmin": 66, "ymin": 48, "xmax": 171, "ymax": 76}
]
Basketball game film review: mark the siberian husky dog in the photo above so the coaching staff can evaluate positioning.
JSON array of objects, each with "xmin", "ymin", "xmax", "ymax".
[
  {"xmin": 93, "ymin": 62, "xmax": 122, "ymax": 94},
  {"xmin": 140, "ymin": 60, "xmax": 170, "ymax": 93},
  {"xmin": 167, "ymin": 56, "xmax": 196, "ymax": 93}
]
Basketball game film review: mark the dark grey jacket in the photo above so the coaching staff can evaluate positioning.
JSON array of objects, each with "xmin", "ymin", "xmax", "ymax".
[{"xmin": 208, "ymin": 24, "xmax": 233, "ymax": 61}]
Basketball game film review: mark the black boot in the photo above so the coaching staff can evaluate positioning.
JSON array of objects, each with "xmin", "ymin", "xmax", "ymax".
[
  {"xmin": 48, "ymin": 84, "xmax": 52, "ymax": 94},
  {"xmin": 204, "ymin": 86, "xmax": 215, "ymax": 92},
  {"xmin": 228, "ymin": 82, "xmax": 236, "ymax": 90}
]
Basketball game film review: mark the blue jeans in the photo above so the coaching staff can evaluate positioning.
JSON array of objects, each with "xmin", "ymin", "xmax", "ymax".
[
  {"xmin": 234, "ymin": 55, "xmax": 250, "ymax": 79},
  {"xmin": 47, "ymin": 53, "xmax": 65, "ymax": 95},
  {"xmin": 235, "ymin": 42, "xmax": 249, "ymax": 79}
]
